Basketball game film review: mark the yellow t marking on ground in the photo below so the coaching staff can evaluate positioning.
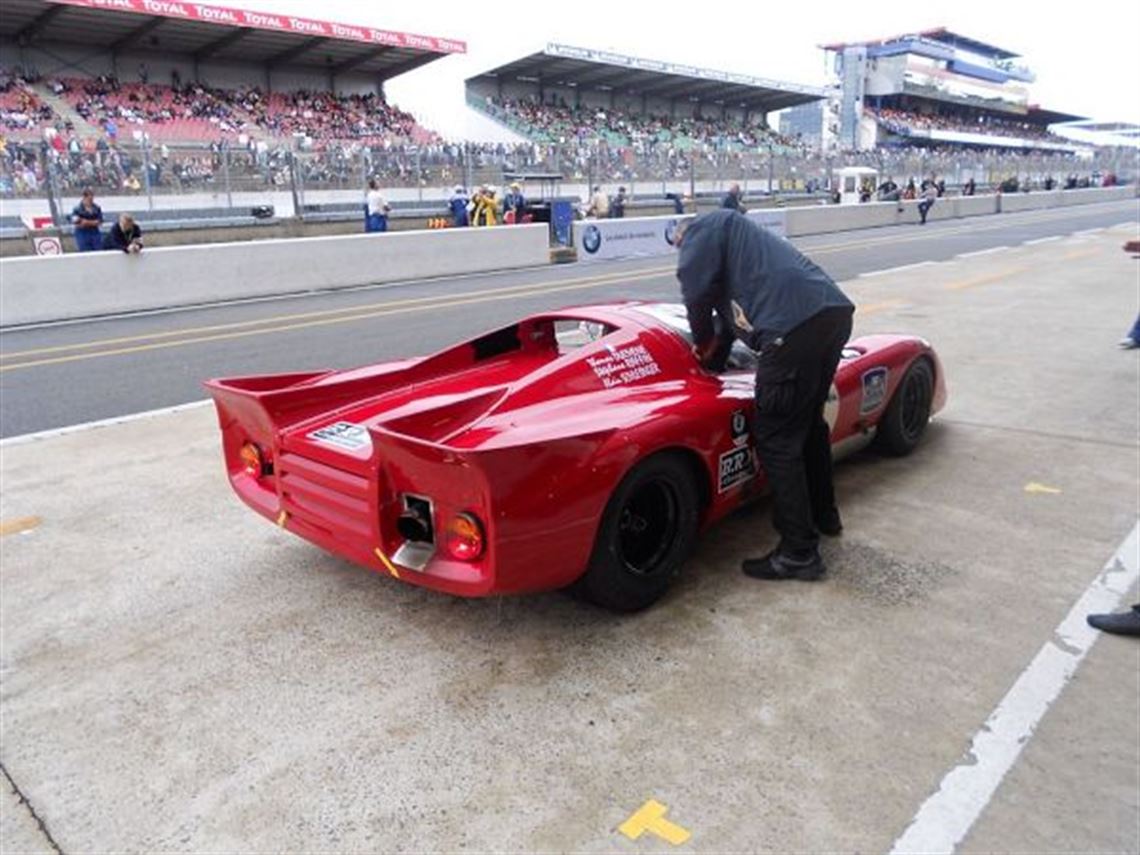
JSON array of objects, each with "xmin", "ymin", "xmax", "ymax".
[
  {"xmin": 1024, "ymin": 482, "xmax": 1063, "ymax": 495},
  {"xmin": 618, "ymin": 799, "xmax": 691, "ymax": 845},
  {"xmin": 0, "ymin": 516, "xmax": 41, "ymax": 537}
]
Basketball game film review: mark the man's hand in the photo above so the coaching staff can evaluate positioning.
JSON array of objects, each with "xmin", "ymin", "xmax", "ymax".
[{"xmin": 691, "ymin": 339, "xmax": 720, "ymax": 370}]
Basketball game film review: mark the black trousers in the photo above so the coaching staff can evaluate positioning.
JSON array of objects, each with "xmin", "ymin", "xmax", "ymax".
[{"xmin": 752, "ymin": 307, "xmax": 854, "ymax": 556}]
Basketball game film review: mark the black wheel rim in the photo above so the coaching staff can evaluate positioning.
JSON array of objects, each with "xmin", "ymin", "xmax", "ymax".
[
  {"xmin": 618, "ymin": 478, "xmax": 680, "ymax": 576},
  {"xmin": 900, "ymin": 369, "xmax": 932, "ymax": 443}
]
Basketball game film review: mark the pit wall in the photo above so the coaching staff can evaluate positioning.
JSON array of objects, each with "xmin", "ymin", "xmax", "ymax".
[{"xmin": 1, "ymin": 187, "xmax": 1134, "ymax": 327}]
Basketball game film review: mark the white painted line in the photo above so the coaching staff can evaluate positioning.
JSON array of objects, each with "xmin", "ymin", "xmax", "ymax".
[
  {"xmin": 1073, "ymin": 227, "xmax": 1105, "ymax": 236},
  {"xmin": 890, "ymin": 522, "xmax": 1140, "ymax": 855},
  {"xmin": 858, "ymin": 261, "xmax": 938, "ymax": 278},
  {"xmin": 0, "ymin": 400, "xmax": 212, "ymax": 448},
  {"xmin": 1022, "ymin": 236, "xmax": 1061, "ymax": 246},
  {"xmin": 956, "ymin": 246, "xmax": 1010, "ymax": 259}
]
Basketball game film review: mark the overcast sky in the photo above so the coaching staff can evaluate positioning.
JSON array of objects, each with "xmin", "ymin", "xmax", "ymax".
[{"xmin": 222, "ymin": 0, "xmax": 1140, "ymax": 129}]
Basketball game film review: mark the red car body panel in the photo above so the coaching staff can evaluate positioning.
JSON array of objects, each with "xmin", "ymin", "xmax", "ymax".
[{"xmin": 205, "ymin": 302, "xmax": 946, "ymax": 597}]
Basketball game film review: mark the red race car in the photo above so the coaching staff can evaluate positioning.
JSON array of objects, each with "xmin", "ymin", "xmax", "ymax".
[{"xmin": 205, "ymin": 302, "xmax": 946, "ymax": 611}]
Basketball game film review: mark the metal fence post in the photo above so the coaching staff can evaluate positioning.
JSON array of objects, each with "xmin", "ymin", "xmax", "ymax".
[
  {"xmin": 416, "ymin": 148, "xmax": 423, "ymax": 202},
  {"xmin": 140, "ymin": 138, "xmax": 154, "ymax": 211},
  {"xmin": 288, "ymin": 150, "xmax": 302, "ymax": 219},
  {"xmin": 222, "ymin": 143, "xmax": 233, "ymax": 209}
]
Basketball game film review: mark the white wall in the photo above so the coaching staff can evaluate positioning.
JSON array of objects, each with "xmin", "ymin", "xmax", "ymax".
[{"xmin": 0, "ymin": 223, "xmax": 551, "ymax": 326}]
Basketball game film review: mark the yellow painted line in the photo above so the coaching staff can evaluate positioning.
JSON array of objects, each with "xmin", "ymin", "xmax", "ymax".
[
  {"xmin": 0, "ymin": 268, "xmax": 672, "ymax": 373},
  {"xmin": 618, "ymin": 799, "xmax": 691, "ymax": 846},
  {"xmin": 374, "ymin": 547, "xmax": 400, "ymax": 579},
  {"xmin": 856, "ymin": 299, "xmax": 906, "ymax": 316},
  {"xmin": 944, "ymin": 266, "xmax": 1029, "ymax": 292},
  {"xmin": 276, "ymin": 510, "xmax": 288, "ymax": 527},
  {"xmin": 1024, "ymin": 482, "xmax": 1063, "ymax": 495},
  {"xmin": 0, "ymin": 515, "xmax": 41, "ymax": 537}
]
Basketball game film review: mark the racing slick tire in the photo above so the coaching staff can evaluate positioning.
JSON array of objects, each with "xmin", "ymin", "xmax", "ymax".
[
  {"xmin": 574, "ymin": 452, "xmax": 701, "ymax": 612},
  {"xmin": 875, "ymin": 357, "xmax": 934, "ymax": 456}
]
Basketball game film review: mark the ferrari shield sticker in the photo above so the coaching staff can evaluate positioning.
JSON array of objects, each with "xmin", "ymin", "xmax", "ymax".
[
  {"xmin": 307, "ymin": 421, "xmax": 372, "ymax": 452},
  {"xmin": 718, "ymin": 446, "xmax": 756, "ymax": 493},
  {"xmin": 860, "ymin": 367, "xmax": 889, "ymax": 415}
]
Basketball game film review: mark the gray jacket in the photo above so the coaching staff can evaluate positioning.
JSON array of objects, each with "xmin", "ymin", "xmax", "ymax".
[{"xmin": 676, "ymin": 209, "xmax": 852, "ymax": 350}]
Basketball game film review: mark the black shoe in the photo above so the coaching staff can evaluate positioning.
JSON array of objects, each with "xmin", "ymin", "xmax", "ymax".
[
  {"xmin": 815, "ymin": 511, "xmax": 843, "ymax": 537},
  {"xmin": 742, "ymin": 549, "xmax": 826, "ymax": 581},
  {"xmin": 1086, "ymin": 605, "xmax": 1140, "ymax": 637}
]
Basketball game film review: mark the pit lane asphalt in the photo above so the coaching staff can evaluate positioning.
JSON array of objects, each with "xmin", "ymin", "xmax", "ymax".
[
  {"xmin": 1, "ymin": 217, "xmax": 1137, "ymax": 853},
  {"xmin": 0, "ymin": 199, "xmax": 1135, "ymax": 438}
]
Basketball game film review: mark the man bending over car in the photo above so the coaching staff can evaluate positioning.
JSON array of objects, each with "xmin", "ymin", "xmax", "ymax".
[{"xmin": 674, "ymin": 209, "xmax": 854, "ymax": 581}]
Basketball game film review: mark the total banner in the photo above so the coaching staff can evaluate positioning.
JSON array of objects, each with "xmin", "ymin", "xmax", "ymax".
[{"xmin": 575, "ymin": 210, "xmax": 787, "ymax": 263}]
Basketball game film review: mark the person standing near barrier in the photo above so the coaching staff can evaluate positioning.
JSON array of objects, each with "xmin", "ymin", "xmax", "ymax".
[
  {"xmin": 365, "ymin": 179, "xmax": 390, "ymax": 233},
  {"xmin": 103, "ymin": 213, "xmax": 143, "ymax": 254},
  {"xmin": 587, "ymin": 185, "xmax": 609, "ymax": 219},
  {"xmin": 71, "ymin": 188, "xmax": 104, "ymax": 252},
  {"xmin": 470, "ymin": 186, "xmax": 499, "ymax": 227},
  {"xmin": 449, "ymin": 185, "xmax": 469, "ymax": 227},
  {"xmin": 674, "ymin": 209, "xmax": 854, "ymax": 581},
  {"xmin": 722, "ymin": 183, "xmax": 745, "ymax": 213},
  {"xmin": 611, "ymin": 186, "xmax": 627, "ymax": 219},
  {"xmin": 503, "ymin": 182, "xmax": 526, "ymax": 225},
  {"xmin": 917, "ymin": 179, "xmax": 938, "ymax": 225}
]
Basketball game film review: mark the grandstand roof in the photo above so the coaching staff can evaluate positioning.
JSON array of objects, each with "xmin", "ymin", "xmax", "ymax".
[
  {"xmin": 0, "ymin": 0, "xmax": 465, "ymax": 81},
  {"xmin": 1027, "ymin": 106, "xmax": 1087, "ymax": 125},
  {"xmin": 822, "ymin": 28, "xmax": 1020, "ymax": 60},
  {"xmin": 467, "ymin": 44, "xmax": 826, "ymax": 113}
]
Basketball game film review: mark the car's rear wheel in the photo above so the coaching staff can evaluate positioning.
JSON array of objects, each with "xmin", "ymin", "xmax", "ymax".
[
  {"xmin": 573, "ymin": 453, "xmax": 701, "ymax": 612},
  {"xmin": 876, "ymin": 358, "xmax": 934, "ymax": 456}
]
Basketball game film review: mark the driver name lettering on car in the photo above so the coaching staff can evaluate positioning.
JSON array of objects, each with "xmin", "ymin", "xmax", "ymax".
[{"xmin": 587, "ymin": 344, "xmax": 662, "ymax": 388}]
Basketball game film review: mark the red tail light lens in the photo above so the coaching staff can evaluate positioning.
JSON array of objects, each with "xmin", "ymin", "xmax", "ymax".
[
  {"xmin": 445, "ymin": 513, "xmax": 485, "ymax": 561},
  {"xmin": 239, "ymin": 442, "xmax": 269, "ymax": 478}
]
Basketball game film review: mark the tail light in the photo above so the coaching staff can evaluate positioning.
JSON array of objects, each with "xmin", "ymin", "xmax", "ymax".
[
  {"xmin": 444, "ymin": 512, "xmax": 485, "ymax": 561},
  {"xmin": 239, "ymin": 441, "xmax": 272, "ymax": 478}
]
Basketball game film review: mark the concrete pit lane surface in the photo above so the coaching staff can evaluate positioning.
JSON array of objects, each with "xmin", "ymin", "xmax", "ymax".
[{"xmin": 1, "ymin": 220, "xmax": 1138, "ymax": 852}]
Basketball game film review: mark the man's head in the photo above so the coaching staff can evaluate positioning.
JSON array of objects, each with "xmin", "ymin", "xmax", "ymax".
[
  {"xmin": 510, "ymin": 182, "xmax": 520, "ymax": 191},
  {"xmin": 119, "ymin": 213, "xmax": 134, "ymax": 229},
  {"xmin": 81, "ymin": 187, "xmax": 94, "ymax": 202},
  {"xmin": 729, "ymin": 182, "xmax": 741, "ymax": 196}
]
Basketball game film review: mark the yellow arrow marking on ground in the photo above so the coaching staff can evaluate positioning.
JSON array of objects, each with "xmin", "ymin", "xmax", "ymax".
[
  {"xmin": 374, "ymin": 548, "xmax": 400, "ymax": 579},
  {"xmin": 618, "ymin": 799, "xmax": 691, "ymax": 846},
  {"xmin": 1024, "ymin": 482, "xmax": 1063, "ymax": 495},
  {"xmin": 0, "ymin": 516, "xmax": 41, "ymax": 537}
]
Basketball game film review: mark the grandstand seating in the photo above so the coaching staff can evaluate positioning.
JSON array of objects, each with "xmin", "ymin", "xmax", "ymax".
[
  {"xmin": 0, "ymin": 75, "xmax": 55, "ymax": 138},
  {"xmin": 474, "ymin": 96, "xmax": 802, "ymax": 153},
  {"xmin": 869, "ymin": 107, "xmax": 1065, "ymax": 145}
]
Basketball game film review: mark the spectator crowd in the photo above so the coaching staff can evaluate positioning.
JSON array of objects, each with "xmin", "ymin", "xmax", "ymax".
[{"xmin": 869, "ymin": 107, "xmax": 1068, "ymax": 145}]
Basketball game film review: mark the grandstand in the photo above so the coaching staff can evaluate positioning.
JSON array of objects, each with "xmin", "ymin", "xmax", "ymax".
[
  {"xmin": 0, "ymin": 0, "xmax": 464, "ymax": 144},
  {"xmin": 465, "ymin": 44, "xmax": 826, "ymax": 153},
  {"xmin": 821, "ymin": 28, "xmax": 1085, "ymax": 154}
]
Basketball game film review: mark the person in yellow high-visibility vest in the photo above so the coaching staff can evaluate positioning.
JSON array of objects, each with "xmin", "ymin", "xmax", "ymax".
[{"xmin": 471, "ymin": 186, "xmax": 499, "ymax": 226}]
